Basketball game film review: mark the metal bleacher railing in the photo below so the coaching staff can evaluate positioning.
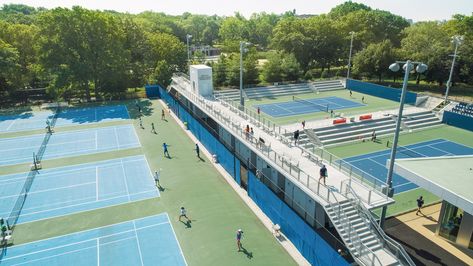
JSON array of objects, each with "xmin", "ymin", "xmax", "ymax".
[{"xmin": 171, "ymin": 75, "xmax": 408, "ymax": 265}]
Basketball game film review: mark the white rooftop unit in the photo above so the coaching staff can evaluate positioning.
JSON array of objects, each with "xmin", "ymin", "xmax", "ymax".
[{"xmin": 189, "ymin": 65, "xmax": 213, "ymax": 97}]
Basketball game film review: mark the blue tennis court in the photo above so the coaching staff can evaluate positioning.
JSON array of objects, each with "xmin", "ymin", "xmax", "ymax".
[
  {"xmin": 0, "ymin": 124, "xmax": 140, "ymax": 166},
  {"xmin": 0, "ymin": 155, "xmax": 158, "ymax": 224},
  {"xmin": 0, "ymin": 213, "xmax": 186, "ymax": 266},
  {"xmin": 342, "ymin": 139, "xmax": 473, "ymax": 194},
  {"xmin": 0, "ymin": 105, "xmax": 129, "ymax": 133},
  {"xmin": 254, "ymin": 96, "xmax": 364, "ymax": 117}
]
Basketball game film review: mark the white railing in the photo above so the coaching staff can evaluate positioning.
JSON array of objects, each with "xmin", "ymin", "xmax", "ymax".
[{"xmin": 341, "ymin": 180, "xmax": 415, "ymax": 266}]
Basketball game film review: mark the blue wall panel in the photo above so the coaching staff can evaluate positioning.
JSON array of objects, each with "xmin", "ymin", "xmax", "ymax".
[
  {"xmin": 145, "ymin": 85, "xmax": 159, "ymax": 98},
  {"xmin": 347, "ymin": 79, "xmax": 417, "ymax": 104},
  {"xmin": 248, "ymin": 171, "xmax": 349, "ymax": 266},
  {"xmin": 442, "ymin": 111, "xmax": 473, "ymax": 132}
]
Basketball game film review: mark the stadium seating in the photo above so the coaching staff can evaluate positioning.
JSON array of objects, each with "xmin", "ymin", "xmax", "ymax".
[
  {"xmin": 451, "ymin": 102, "xmax": 473, "ymax": 117},
  {"xmin": 214, "ymin": 79, "xmax": 344, "ymax": 101}
]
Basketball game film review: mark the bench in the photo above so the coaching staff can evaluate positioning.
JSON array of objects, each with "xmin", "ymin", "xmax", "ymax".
[
  {"xmin": 333, "ymin": 118, "xmax": 347, "ymax": 125},
  {"xmin": 359, "ymin": 114, "xmax": 372, "ymax": 121}
]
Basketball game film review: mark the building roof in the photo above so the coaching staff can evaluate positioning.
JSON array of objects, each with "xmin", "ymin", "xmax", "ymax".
[
  {"xmin": 393, "ymin": 155, "xmax": 473, "ymax": 214},
  {"xmin": 190, "ymin": 64, "xmax": 211, "ymax": 70}
]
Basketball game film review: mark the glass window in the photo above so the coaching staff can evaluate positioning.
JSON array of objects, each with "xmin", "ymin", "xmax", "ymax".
[{"xmin": 438, "ymin": 202, "xmax": 463, "ymax": 242}]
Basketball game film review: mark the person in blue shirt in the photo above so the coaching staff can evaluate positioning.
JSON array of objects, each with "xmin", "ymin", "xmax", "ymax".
[{"xmin": 163, "ymin": 143, "xmax": 170, "ymax": 158}]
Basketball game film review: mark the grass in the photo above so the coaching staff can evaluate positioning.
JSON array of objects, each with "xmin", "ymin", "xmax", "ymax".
[
  {"xmin": 246, "ymin": 89, "xmax": 400, "ymax": 125},
  {"xmin": 327, "ymin": 125, "xmax": 473, "ymax": 217},
  {"xmin": 3, "ymin": 99, "xmax": 297, "ymax": 266}
]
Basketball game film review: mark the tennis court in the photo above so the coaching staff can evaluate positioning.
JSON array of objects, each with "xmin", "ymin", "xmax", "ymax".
[
  {"xmin": 0, "ymin": 105, "xmax": 129, "ymax": 133},
  {"xmin": 0, "ymin": 155, "xmax": 158, "ymax": 224},
  {"xmin": 0, "ymin": 124, "xmax": 140, "ymax": 166},
  {"xmin": 342, "ymin": 139, "xmax": 473, "ymax": 194},
  {"xmin": 254, "ymin": 96, "xmax": 364, "ymax": 117},
  {"xmin": 0, "ymin": 213, "xmax": 186, "ymax": 266}
]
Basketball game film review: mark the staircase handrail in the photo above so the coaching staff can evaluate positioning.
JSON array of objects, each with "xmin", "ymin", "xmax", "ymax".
[
  {"xmin": 326, "ymin": 189, "xmax": 383, "ymax": 266},
  {"xmin": 341, "ymin": 180, "xmax": 416, "ymax": 266}
]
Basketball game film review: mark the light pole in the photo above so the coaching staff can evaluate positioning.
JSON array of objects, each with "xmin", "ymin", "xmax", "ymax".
[
  {"xmin": 240, "ymin": 41, "xmax": 250, "ymax": 107},
  {"xmin": 347, "ymin": 31, "xmax": 355, "ymax": 80},
  {"xmin": 444, "ymin": 35, "xmax": 464, "ymax": 104},
  {"xmin": 379, "ymin": 60, "xmax": 428, "ymax": 229},
  {"xmin": 186, "ymin": 34, "xmax": 192, "ymax": 65}
]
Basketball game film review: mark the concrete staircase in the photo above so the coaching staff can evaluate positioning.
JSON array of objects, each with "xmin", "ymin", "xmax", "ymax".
[
  {"xmin": 311, "ymin": 79, "xmax": 345, "ymax": 92},
  {"xmin": 309, "ymin": 111, "xmax": 442, "ymax": 146}
]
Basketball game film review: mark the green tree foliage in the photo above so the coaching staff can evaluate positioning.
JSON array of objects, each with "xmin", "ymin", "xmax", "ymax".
[
  {"xmin": 328, "ymin": 1, "xmax": 371, "ymax": 19},
  {"xmin": 261, "ymin": 52, "xmax": 301, "ymax": 82},
  {"xmin": 352, "ymin": 40, "xmax": 397, "ymax": 82},
  {"xmin": 400, "ymin": 22, "xmax": 450, "ymax": 85},
  {"xmin": 0, "ymin": 40, "xmax": 20, "ymax": 96}
]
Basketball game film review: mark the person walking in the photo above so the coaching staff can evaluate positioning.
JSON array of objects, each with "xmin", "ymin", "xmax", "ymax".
[
  {"xmin": 139, "ymin": 117, "xmax": 144, "ymax": 129},
  {"xmin": 163, "ymin": 142, "xmax": 170, "ymax": 158},
  {"xmin": 319, "ymin": 165, "xmax": 328, "ymax": 185},
  {"xmin": 245, "ymin": 125, "xmax": 250, "ymax": 139},
  {"xmin": 161, "ymin": 109, "xmax": 166, "ymax": 120},
  {"xmin": 179, "ymin": 207, "xmax": 189, "ymax": 222},
  {"xmin": 302, "ymin": 120, "xmax": 306, "ymax": 129},
  {"xmin": 250, "ymin": 127, "xmax": 254, "ymax": 139},
  {"xmin": 371, "ymin": 130, "xmax": 377, "ymax": 142},
  {"xmin": 154, "ymin": 170, "xmax": 160, "ymax": 187},
  {"xmin": 294, "ymin": 130, "xmax": 300, "ymax": 145},
  {"xmin": 349, "ymin": 90, "xmax": 353, "ymax": 97},
  {"xmin": 151, "ymin": 122, "xmax": 156, "ymax": 134},
  {"xmin": 416, "ymin": 196, "xmax": 424, "ymax": 215},
  {"xmin": 236, "ymin": 229, "xmax": 243, "ymax": 252},
  {"xmin": 195, "ymin": 143, "xmax": 200, "ymax": 158},
  {"xmin": 362, "ymin": 96, "xmax": 365, "ymax": 103}
]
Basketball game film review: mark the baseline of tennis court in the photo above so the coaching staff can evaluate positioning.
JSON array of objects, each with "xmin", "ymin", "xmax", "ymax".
[
  {"xmin": 0, "ymin": 124, "xmax": 140, "ymax": 166},
  {"xmin": 0, "ymin": 105, "xmax": 129, "ymax": 133},
  {"xmin": 342, "ymin": 139, "xmax": 473, "ymax": 194},
  {"xmin": 0, "ymin": 213, "xmax": 186, "ymax": 266},
  {"xmin": 0, "ymin": 155, "xmax": 158, "ymax": 224},
  {"xmin": 254, "ymin": 96, "xmax": 364, "ymax": 117}
]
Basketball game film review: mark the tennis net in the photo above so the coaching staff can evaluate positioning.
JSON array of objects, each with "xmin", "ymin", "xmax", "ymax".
[
  {"xmin": 6, "ymin": 170, "xmax": 36, "ymax": 229},
  {"xmin": 292, "ymin": 96, "xmax": 328, "ymax": 112}
]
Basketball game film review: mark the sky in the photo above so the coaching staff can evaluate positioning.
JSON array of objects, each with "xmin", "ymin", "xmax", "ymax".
[{"xmin": 1, "ymin": 0, "xmax": 473, "ymax": 21}]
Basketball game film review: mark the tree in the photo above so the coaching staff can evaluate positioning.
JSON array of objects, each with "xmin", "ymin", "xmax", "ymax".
[
  {"xmin": 328, "ymin": 1, "xmax": 371, "ymax": 19},
  {"xmin": 352, "ymin": 40, "xmax": 397, "ymax": 82},
  {"xmin": 261, "ymin": 52, "xmax": 301, "ymax": 82},
  {"xmin": 0, "ymin": 40, "xmax": 20, "ymax": 97},
  {"xmin": 213, "ymin": 55, "xmax": 228, "ymax": 86},
  {"xmin": 400, "ymin": 22, "xmax": 450, "ymax": 85}
]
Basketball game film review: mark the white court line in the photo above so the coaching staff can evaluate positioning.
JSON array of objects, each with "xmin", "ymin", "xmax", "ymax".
[
  {"xmin": 14, "ymin": 189, "xmax": 157, "ymax": 223},
  {"xmin": 5, "ymin": 119, "xmax": 16, "ymax": 131},
  {"xmin": 6, "ymin": 244, "xmax": 97, "ymax": 265},
  {"xmin": 165, "ymin": 213, "xmax": 189, "ymax": 266},
  {"xmin": 123, "ymin": 105, "xmax": 131, "ymax": 119},
  {"xmin": 8, "ymin": 218, "xmax": 170, "ymax": 252},
  {"xmin": 96, "ymin": 238, "xmax": 100, "ymax": 266},
  {"xmin": 96, "ymin": 166, "xmax": 99, "ymax": 201},
  {"xmin": 133, "ymin": 220, "xmax": 145, "ymax": 266},
  {"xmin": 114, "ymin": 126, "xmax": 120, "ymax": 149},
  {"xmin": 0, "ymin": 181, "xmax": 96, "ymax": 200},
  {"xmin": 120, "ymin": 158, "xmax": 131, "ymax": 201},
  {"xmin": 94, "ymin": 108, "xmax": 98, "ymax": 122}
]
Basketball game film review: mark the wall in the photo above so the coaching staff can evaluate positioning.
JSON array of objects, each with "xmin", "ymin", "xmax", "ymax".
[
  {"xmin": 144, "ymin": 85, "xmax": 159, "ymax": 98},
  {"xmin": 157, "ymin": 85, "xmax": 349, "ymax": 266},
  {"xmin": 347, "ymin": 79, "xmax": 417, "ymax": 104},
  {"xmin": 442, "ymin": 111, "xmax": 473, "ymax": 132}
]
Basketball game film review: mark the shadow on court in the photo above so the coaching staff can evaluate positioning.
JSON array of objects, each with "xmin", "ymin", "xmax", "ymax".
[{"xmin": 240, "ymin": 246, "xmax": 253, "ymax": 259}]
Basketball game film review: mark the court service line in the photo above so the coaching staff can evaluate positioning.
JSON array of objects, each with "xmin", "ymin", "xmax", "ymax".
[
  {"xmin": 5, "ymin": 119, "xmax": 16, "ymax": 131},
  {"xmin": 0, "ymin": 181, "xmax": 96, "ymax": 201},
  {"xmin": 96, "ymin": 238, "xmax": 100, "ymax": 266},
  {"xmin": 133, "ymin": 220, "xmax": 145, "ymax": 266},
  {"xmin": 114, "ymin": 126, "xmax": 121, "ymax": 149},
  {"xmin": 165, "ymin": 213, "xmax": 189, "ymax": 266},
  {"xmin": 120, "ymin": 158, "xmax": 131, "ymax": 201},
  {"xmin": 96, "ymin": 166, "xmax": 99, "ymax": 201}
]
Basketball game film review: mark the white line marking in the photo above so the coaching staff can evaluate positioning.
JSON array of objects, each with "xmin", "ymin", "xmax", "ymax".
[
  {"xmin": 96, "ymin": 166, "xmax": 99, "ymax": 201},
  {"xmin": 114, "ymin": 126, "xmax": 120, "ymax": 149},
  {"xmin": 5, "ymin": 119, "xmax": 16, "ymax": 131},
  {"xmin": 94, "ymin": 108, "xmax": 98, "ymax": 122},
  {"xmin": 165, "ymin": 213, "xmax": 189, "ymax": 266},
  {"xmin": 96, "ymin": 238, "xmax": 100, "ymax": 266},
  {"xmin": 133, "ymin": 220, "xmax": 144, "ymax": 266},
  {"xmin": 0, "ymin": 181, "xmax": 96, "ymax": 200},
  {"xmin": 120, "ymin": 159, "xmax": 131, "ymax": 201}
]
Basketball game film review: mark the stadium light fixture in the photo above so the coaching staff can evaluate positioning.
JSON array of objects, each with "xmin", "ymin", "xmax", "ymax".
[
  {"xmin": 444, "ymin": 35, "xmax": 464, "ymax": 104},
  {"xmin": 346, "ymin": 31, "xmax": 355, "ymax": 80},
  {"xmin": 379, "ymin": 60, "xmax": 427, "ymax": 229},
  {"xmin": 186, "ymin": 34, "xmax": 193, "ymax": 64},
  {"xmin": 239, "ymin": 41, "xmax": 251, "ymax": 107}
]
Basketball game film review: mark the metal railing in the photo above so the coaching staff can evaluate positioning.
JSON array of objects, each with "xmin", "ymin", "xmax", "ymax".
[
  {"xmin": 326, "ymin": 189, "xmax": 383, "ymax": 266},
  {"xmin": 341, "ymin": 180, "xmax": 416, "ymax": 266},
  {"xmin": 175, "ymin": 73, "xmax": 389, "ymax": 205}
]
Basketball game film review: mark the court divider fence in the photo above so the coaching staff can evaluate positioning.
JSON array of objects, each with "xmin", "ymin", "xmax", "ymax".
[{"xmin": 347, "ymin": 79, "xmax": 417, "ymax": 104}]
